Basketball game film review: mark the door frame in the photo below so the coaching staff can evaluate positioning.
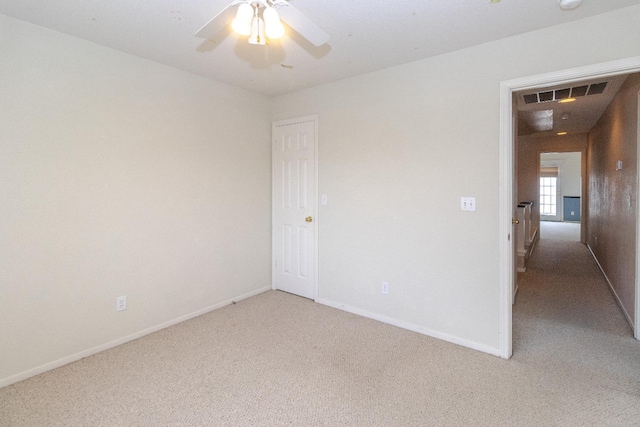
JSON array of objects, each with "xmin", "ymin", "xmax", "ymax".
[
  {"xmin": 636, "ymin": 92, "xmax": 640, "ymax": 337},
  {"xmin": 499, "ymin": 56, "xmax": 640, "ymax": 359},
  {"xmin": 271, "ymin": 115, "xmax": 320, "ymax": 301}
]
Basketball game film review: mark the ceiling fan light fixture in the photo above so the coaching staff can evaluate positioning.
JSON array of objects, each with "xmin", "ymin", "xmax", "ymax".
[
  {"xmin": 195, "ymin": 0, "xmax": 331, "ymax": 48},
  {"xmin": 231, "ymin": 3, "xmax": 254, "ymax": 36},
  {"xmin": 248, "ymin": 15, "xmax": 267, "ymax": 45},
  {"xmin": 263, "ymin": 7, "xmax": 285, "ymax": 39}
]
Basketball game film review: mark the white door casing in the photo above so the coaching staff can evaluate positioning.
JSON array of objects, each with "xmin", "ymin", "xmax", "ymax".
[{"xmin": 272, "ymin": 116, "xmax": 318, "ymax": 300}]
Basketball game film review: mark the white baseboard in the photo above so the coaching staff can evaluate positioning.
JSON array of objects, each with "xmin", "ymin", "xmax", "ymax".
[
  {"xmin": 0, "ymin": 286, "xmax": 271, "ymax": 389},
  {"xmin": 315, "ymin": 298, "xmax": 501, "ymax": 357},
  {"xmin": 586, "ymin": 244, "xmax": 635, "ymax": 330}
]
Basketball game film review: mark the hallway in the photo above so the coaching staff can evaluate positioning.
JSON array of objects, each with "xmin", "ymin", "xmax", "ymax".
[{"xmin": 513, "ymin": 227, "xmax": 640, "ymax": 406}]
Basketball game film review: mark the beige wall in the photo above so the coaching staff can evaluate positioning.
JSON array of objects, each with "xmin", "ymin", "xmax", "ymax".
[
  {"xmin": 0, "ymin": 15, "xmax": 272, "ymax": 384},
  {"xmin": 518, "ymin": 135, "xmax": 588, "ymax": 234},
  {"xmin": 587, "ymin": 73, "xmax": 640, "ymax": 326},
  {"xmin": 272, "ymin": 6, "xmax": 640, "ymax": 353}
]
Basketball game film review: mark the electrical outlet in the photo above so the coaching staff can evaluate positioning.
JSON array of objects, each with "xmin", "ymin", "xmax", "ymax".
[
  {"xmin": 382, "ymin": 282, "xmax": 389, "ymax": 295},
  {"xmin": 116, "ymin": 296, "xmax": 127, "ymax": 312}
]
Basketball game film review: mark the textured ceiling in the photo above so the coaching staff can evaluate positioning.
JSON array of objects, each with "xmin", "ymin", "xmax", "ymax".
[
  {"xmin": 517, "ymin": 74, "xmax": 631, "ymax": 136},
  {"xmin": 2, "ymin": 0, "xmax": 640, "ymax": 96}
]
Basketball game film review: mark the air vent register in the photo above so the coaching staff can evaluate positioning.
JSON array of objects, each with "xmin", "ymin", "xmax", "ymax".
[{"xmin": 523, "ymin": 82, "xmax": 608, "ymax": 105}]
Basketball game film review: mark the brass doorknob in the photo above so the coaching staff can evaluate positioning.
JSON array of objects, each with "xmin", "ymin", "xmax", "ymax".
[
  {"xmin": 512, "ymin": 219, "xmax": 520, "ymax": 224},
  {"xmin": 305, "ymin": 216, "xmax": 313, "ymax": 223}
]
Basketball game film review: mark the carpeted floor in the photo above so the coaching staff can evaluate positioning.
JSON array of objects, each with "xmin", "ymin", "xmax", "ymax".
[
  {"xmin": 1, "ymin": 239, "xmax": 639, "ymax": 426},
  {"xmin": 540, "ymin": 220, "xmax": 581, "ymax": 242}
]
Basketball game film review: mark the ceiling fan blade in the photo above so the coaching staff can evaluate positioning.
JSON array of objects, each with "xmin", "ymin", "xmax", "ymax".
[
  {"xmin": 194, "ymin": 2, "xmax": 237, "ymax": 38},
  {"xmin": 277, "ymin": 3, "xmax": 330, "ymax": 47}
]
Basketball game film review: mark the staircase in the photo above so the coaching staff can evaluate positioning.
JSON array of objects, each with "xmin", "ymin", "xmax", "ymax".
[{"xmin": 516, "ymin": 201, "xmax": 538, "ymax": 272}]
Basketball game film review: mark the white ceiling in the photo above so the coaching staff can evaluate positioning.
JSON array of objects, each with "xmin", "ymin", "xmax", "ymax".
[{"xmin": 2, "ymin": 0, "xmax": 640, "ymax": 97}]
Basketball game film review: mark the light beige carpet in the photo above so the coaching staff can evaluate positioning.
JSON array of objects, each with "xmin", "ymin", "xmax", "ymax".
[{"xmin": 2, "ymin": 241, "xmax": 639, "ymax": 425}]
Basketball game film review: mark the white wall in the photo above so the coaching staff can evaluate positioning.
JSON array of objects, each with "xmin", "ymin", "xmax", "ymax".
[
  {"xmin": 0, "ymin": 15, "xmax": 272, "ymax": 385},
  {"xmin": 271, "ymin": 6, "xmax": 640, "ymax": 353},
  {"xmin": 541, "ymin": 152, "xmax": 582, "ymax": 197}
]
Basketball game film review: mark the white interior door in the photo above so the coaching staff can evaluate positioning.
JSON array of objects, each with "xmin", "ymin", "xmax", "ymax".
[{"xmin": 272, "ymin": 116, "xmax": 317, "ymax": 300}]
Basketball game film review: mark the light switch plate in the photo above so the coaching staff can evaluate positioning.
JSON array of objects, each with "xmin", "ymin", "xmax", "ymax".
[{"xmin": 461, "ymin": 197, "xmax": 476, "ymax": 212}]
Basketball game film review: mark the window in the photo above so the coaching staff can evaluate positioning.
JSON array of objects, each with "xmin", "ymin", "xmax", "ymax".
[{"xmin": 540, "ymin": 176, "xmax": 557, "ymax": 215}]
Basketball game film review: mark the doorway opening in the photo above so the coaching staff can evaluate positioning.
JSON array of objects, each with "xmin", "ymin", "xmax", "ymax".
[
  {"xmin": 539, "ymin": 152, "xmax": 583, "ymax": 243},
  {"xmin": 499, "ymin": 56, "xmax": 640, "ymax": 359}
]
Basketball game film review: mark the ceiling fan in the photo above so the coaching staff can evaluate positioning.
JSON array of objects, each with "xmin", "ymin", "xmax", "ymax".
[{"xmin": 195, "ymin": 0, "xmax": 330, "ymax": 47}]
